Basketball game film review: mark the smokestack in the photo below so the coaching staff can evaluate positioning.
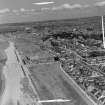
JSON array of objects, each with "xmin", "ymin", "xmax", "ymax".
[
  {"xmin": 101, "ymin": 15, "xmax": 105, "ymax": 48},
  {"xmin": 95, "ymin": 6, "xmax": 105, "ymax": 48}
]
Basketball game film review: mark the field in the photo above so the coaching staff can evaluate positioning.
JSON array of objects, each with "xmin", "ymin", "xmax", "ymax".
[{"xmin": 29, "ymin": 62, "xmax": 90, "ymax": 105}]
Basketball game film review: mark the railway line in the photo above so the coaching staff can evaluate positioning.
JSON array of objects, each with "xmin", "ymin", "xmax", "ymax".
[
  {"xmin": 15, "ymin": 46, "xmax": 72, "ymax": 105},
  {"xmin": 15, "ymin": 49, "xmax": 42, "ymax": 105}
]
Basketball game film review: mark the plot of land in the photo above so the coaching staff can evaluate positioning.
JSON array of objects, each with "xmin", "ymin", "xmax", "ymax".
[{"xmin": 29, "ymin": 62, "xmax": 92, "ymax": 105}]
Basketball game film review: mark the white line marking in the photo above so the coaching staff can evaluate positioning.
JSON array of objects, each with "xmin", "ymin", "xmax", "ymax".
[{"xmin": 38, "ymin": 99, "xmax": 71, "ymax": 103}]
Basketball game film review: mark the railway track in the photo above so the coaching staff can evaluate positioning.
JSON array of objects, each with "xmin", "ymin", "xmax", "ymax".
[
  {"xmin": 15, "ymin": 48, "xmax": 72, "ymax": 104},
  {"xmin": 15, "ymin": 49, "xmax": 42, "ymax": 105}
]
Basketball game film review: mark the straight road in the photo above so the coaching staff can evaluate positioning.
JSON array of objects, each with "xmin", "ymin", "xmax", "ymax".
[
  {"xmin": 1, "ymin": 42, "xmax": 41, "ymax": 105},
  {"xmin": 1, "ymin": 42, "xmax": 24, "ymax": 105}
]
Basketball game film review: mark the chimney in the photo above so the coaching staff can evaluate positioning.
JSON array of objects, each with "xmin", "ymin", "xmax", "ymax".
[{"xmin": 101, "ymin": 16, "xmax": 105, "ymax": 48}]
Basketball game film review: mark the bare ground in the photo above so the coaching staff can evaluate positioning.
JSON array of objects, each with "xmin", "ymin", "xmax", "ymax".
[{"xmin": 29, "ymin": 62, "xmax": 90, "ymax": 105}]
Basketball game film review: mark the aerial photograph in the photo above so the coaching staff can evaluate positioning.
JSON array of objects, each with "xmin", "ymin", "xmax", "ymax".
[{"xmin": 0, "ymin": 0, "xmax": 105, "ymax": 105}]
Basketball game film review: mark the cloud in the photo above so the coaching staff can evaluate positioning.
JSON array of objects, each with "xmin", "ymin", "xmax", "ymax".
[
  {"xmin": 52, "ymin": 3, "xmax": 89, "ymax": 10},
  {"xmin": 83, "ymin": 4, "xmax": 90, "ymax": 8},
  {"xmin": 32, "ymin": 1, "xmax": 54, "ymax": 5},
  {"xmin": 41, "ymin": 7, "xmax": 50, "ymax": 11},
  {"xmin": 31, "ymin": 9, "xmax": 36, "ymax": 12},
  {"xmin": 12, "ymin": 8, "xmax": 36, "ymax": 16},
  {"xmin": 20, "ymin": 8, "xmax": 36, "ymax": 12},
  {"xmin": 0, "ymin": 8, "xmax": 10, "ymax": 14},
  {"xmin": 20, "ymin": 8, "xmax": 26, "ymax": 12},
  {"xmin": 12, "ymin": 10, "xmax": 18, "ymax": 13},
  {"xmin": 65, "ymin": 4, "xmax": 82, "ymax": 9},
  {"xmin": 12, "ymin": 10, "xmax": 19, "ymax": 15},
  {"xmin": 94, "ymin": 1, "xmax": 105, "ymax": 6}
]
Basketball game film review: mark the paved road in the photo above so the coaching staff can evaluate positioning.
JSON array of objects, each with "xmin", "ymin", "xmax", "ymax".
[
  {"xmin": 0, "ymin": 38, "xmax": 9, "ymax": 105},
  {"xmin": 1, "ymin": 42, "xmax": 24, "ymax": 105},
  {"xmin": 1, "ymin": 42, "xmax": 39, "ymax": 105}
]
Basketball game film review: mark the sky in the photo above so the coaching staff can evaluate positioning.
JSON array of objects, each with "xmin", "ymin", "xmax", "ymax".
[{"xmin": 0, "ymin": 0, "xmax": 105, "ymax": 23}]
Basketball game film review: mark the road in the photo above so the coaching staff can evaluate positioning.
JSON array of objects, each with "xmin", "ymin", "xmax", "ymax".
[
  {"xmin": 1, "ymin": 41, "xmax": 40, "ymax": 105},
  {"xmin": 1, "ymin": 42, "xmax": 24, "ymax": 105}
]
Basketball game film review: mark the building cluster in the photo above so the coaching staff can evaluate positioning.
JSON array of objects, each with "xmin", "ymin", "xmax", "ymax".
[
  {"xmin": 14, "ymin": 26, "xmax": 105, "ymax": 105},
  {"xmin": 40, "ymin": 31, "xmax": 105, "ymax": 105}
]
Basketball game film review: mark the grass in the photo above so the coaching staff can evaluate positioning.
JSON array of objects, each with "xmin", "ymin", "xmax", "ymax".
[{"xmin": 29, "ymin": 62, "xmax": 89, "ymax": 105}]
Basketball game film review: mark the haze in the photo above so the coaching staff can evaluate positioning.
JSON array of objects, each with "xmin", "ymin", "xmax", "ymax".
[{"xmin": 0, "ymin": 0, "xmax": 105, "ymax": 24}]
